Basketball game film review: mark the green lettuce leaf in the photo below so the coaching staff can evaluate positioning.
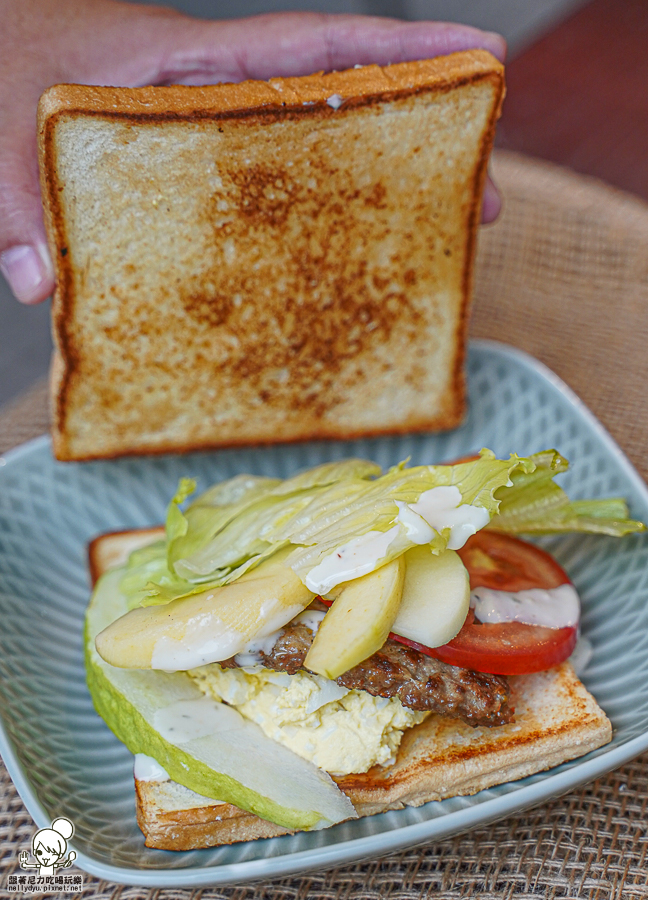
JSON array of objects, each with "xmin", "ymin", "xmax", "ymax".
[
  {"xmin": 284, "ymin": 451, "xmax": 529, "ymax": 578},
  {"xmin": 118, "ymin": 540, "xmax": 195, "ymax": 609},
  {"xmin": 118, "ymin": 450, "xmax": 645, "ymax": 609},
  {"xmin": 135, "ymin": 451, "xmax": 527, "ymax": 604},
  {"xmin": 168, "ymin": 476, "xmax": 282, "ymax": 575},
  {"xmin": 165, "ymin": 477, "xmax": 196, "ymax": 558},
  {"xmin": 119, "ymin": 540, "xmax": 169, "ymax": 609},
  {"xmin": 488, "ymin": 450, "xmax": 646, "ymax": 536},
  {"xmin": 166, "ymin": 460, "xmax": 382, "ymax": 577}
]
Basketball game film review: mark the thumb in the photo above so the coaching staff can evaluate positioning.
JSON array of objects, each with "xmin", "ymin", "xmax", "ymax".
[
  {"xmin": 0, "ymin": 116, "xmax": 54, "ymax": 304},
  {"xmin": 141, "ymin": 12, "xmax": 505, "ymax": 84}
]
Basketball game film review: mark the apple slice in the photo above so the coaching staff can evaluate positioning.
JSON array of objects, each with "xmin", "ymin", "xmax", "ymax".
[
  {"xmin": 392, "ymin": 547, "xmax": 470, "ymax": 648},
  {"xmin": 304, "ymin": 555, "xmax": 405, "ymax": 679},
  {"xmin": 95, "ymin": 551, "xmax": 314, "ymax": 670}
]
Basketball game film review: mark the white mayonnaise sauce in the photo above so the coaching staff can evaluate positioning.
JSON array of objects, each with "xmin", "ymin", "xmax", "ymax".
[
  {"xmin": 153, "ymin": 696, "xmax": 242, "ymax": 744},
  {"xmin": 293, "ymin": 608, "xmax": 327, "ymax": 633},
  {"xmin": 304, "ymin": 487, "xmax": 489, "ymax": 593},
  {"xmin": 234, "ymin": 631, "xmax": 285, "ymax": 667},
  {"xmin": 394, "ymin": 501, "xmax": 435, "ymax": 543},
  {"xmin": 233, "ymin": 608, "xmax": 327, "ymax": 667},
  {"xmin": 305, "ymin": 527, "xmax": 400, "ymax": 594},
  {"xmin": 410, "ymin": 486, "xmax": 490, "ymax": 550},
  {"xmin": 470, "ymin": 583, "xmax": 580, "ymax": 629},
  {"xmin": 151, "ymin": 617, "xmax": 245, "ymax": 672},
  {"xmin": 133, "ymin": 753, "xmax": 170, "ymax": 782}
]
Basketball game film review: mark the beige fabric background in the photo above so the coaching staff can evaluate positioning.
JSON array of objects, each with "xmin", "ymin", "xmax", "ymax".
[{"xmin": 1, "ymin": 150, "xmax": 648, "ymax": 897}]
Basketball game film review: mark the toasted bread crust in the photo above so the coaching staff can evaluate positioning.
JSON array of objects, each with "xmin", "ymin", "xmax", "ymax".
[
  {"xmin": 39, "ymin": 52, "xmax": 504, "ymax": 462},
  {"xmin": 135, "ymin": 781, "xmax": 292, "ymax": 850},
  {"xmin": 39, "ymin": 52, "xmax": 502, "ymax": 120},
  {"xmin": 89, "ymin": 528, "xmax": 611, "ymax": 850}
]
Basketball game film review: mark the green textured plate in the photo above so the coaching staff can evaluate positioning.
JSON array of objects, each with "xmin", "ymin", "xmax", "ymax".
[{"xmin": 1, "ymin": 340, "xmax": 648, "ymax": 887}]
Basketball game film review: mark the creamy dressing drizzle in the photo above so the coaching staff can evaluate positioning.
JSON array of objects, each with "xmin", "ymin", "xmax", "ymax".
[
  {"xmin": 234, "ymin": 631, "xmax": 285, "ymax": 667},
  {"xmin": 151, "ymin": 617, "xmax": 244, "ymax": 672},
  {"xmin": 305, "ymin": 528, "xmax": 399, "ymax": 593},
  {"xmin": 305, "ymin": 487, "xmax": 489, "ymax": 593},
  {"xmin": 294, "ymin": 608, "xmax": 327, "ymax": 633},
  {"xmin": 394, "ymin": 501, "xmax": 434, "ymax": 543},
  {"xmin": 152, "ymin": 696, "xmax": 242, "ymax": 744},
  {"xmin": 233, "ymin": 608, "xmax": 327, "ymax": 667},
  {"xmin": 470, "ymin": 583, "xmax": 580, "ymax": 629},
  {"xmin": 410, "ymin": 487, "xmax": 490, "ymax": 550},
  {"xmin": 134, "ymin": 753, "xmax": 170, "ymax": 782}
]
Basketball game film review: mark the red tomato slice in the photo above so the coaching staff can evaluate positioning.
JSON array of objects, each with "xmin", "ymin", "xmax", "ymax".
[
  {"xmin": 401, "ymin": 532, "xmax": 577, "ymax": 675},
  {"xmin": 457, "ymin": 531, "xmax": 568, "ymax": 593},
  {"xmin": 411, "ymin": 619, "xmax": 578, "ymax": 675}
]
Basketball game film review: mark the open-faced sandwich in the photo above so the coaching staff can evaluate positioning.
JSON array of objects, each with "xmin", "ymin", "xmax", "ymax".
[{"xmin": 85, "ymin": 451, "xmax": 644, "ymax": 849}]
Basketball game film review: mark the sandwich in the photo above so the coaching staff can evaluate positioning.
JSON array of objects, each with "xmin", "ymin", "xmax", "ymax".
[
  {"xmin": 37, "ymin": 50, "xmax": 505, "ymax": 461},
  {"xmin": 85, "ymin": 451, "xmax": 645, "ymax": 849}
]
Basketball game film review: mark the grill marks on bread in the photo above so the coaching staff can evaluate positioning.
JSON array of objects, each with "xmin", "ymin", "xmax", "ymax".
[{"xmin": 179, "ymin": 142, "xmax": 429, "ymax": 415}]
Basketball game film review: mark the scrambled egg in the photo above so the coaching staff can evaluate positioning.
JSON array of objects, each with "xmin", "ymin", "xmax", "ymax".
[{"xmin": 189, "ymin": 665, "xmax": 427, "ymax": 776}]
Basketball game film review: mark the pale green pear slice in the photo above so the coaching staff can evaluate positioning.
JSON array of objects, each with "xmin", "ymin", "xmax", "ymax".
[
  {"xmin": 304, "ymin": 556, "xmax": 405, "ymax": 679},
  {"xmin": 392, "ymin": 547, "xmax": 470, "ymax": 648},
  {"xmin": 95, "ymin": 551, "xmax": 314, "ymax": 670},
  {"xmin": 86, "ymin": 567, "xmax": 356, "ymax": 830}
]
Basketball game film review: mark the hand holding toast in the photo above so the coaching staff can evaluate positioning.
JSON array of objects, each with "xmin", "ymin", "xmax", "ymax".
[{"xmin": 0, "ymin": 0, "xmax": 505, "ymax": 304}]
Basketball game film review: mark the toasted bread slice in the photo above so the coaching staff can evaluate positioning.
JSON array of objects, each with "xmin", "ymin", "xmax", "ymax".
[
  {"xmin": 135, "ymin": 780, "xmax": 292, "ymax": 850},
  {"xmin": 89, "ymin": 528, "xmax": 611, "ymax": 850},
  {"xmin": 39, "ymin": 51, "xmax": 504, "ymax": 461}
]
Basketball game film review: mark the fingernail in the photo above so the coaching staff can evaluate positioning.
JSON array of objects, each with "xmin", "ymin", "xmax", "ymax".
[
  {"xmin": 481, "ymin": 177, "xmax": 501, "ymax": 225},
  {"xmin": 0, "ymin": 243, "xmax": 53, "ymax": 304}
]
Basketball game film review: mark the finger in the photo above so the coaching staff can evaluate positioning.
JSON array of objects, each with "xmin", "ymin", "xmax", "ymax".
[
  {"xmin": 481, "ymin": 175, "xmax": 502, "ymax": 224},
  {"xmin": 143, "ymin": 13, "xmax": 505, "ymax": 224},
  {"xmin": 150, "ymin": 13, "xmax": 506, "ymax": 85},
  {"xmin": 0, "ymin": 123, "xmax": 54, "ymax": 304},
  {"xmin": 144, "ymin": 13, "xmax": 505, "ymax": 223}
]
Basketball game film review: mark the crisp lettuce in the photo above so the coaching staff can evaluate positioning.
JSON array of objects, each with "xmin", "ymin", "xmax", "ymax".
[
  {"xmin": 119, "ymin": 450, "xmax": 645, "ymax": 608},
  {"xmin": 119, "ymin": 539, "xmax": 198, "ymax": 609},
  {"xmin": 167, "ymin": 475, "xmax": 282, "ymax": 576},
  {"xmin": 489, "ymin": 450, "xmax": 645, "ymax": 536},
  {"xmin": 166, "ymin": 460, "xmax": 382, "ymax": 578}
]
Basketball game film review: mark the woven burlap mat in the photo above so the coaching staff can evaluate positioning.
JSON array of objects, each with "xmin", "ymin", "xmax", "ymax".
[{"xmin": 2, "ymin": 149, "xmax": 648, "ymax": 898}]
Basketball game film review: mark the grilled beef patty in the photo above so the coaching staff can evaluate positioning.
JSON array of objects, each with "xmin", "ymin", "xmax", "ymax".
[{"xmin": 222, "ymin": 619, "xmax": 513, "ymax": 728}]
